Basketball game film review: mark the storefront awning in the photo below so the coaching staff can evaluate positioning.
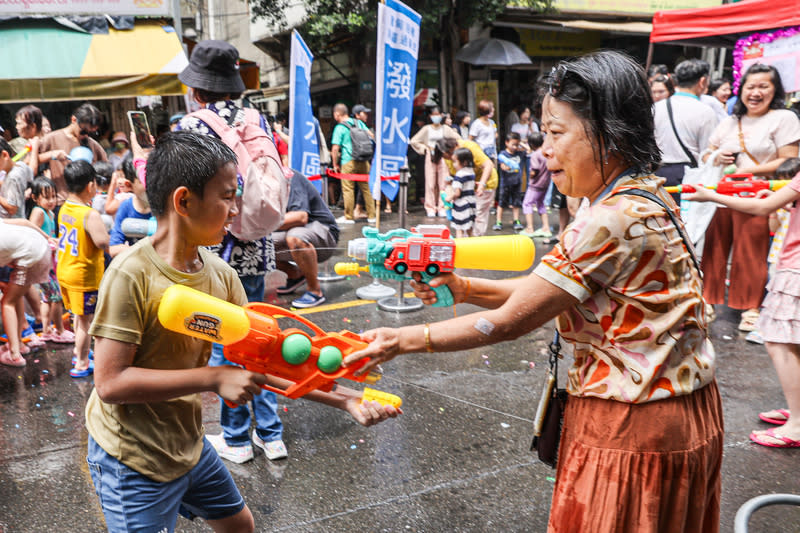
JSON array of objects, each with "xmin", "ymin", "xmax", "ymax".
[
  {"xmin": 0, "ymin": 20, "xmax": 189, "ymax": 103},
  {"xmin": 539, "ymin": 19, "xmax": 652, "ymax": 35}
]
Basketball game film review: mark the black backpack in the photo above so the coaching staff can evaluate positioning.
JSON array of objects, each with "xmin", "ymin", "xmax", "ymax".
[{"xmin": 348, "ymin": 120, "xmax": 374, "ymax": 162}]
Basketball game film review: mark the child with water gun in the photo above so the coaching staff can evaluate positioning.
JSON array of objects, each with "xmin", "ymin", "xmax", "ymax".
[{"xmin": 684, "ymin": 162, "xmax": 800, "ymax": 449}]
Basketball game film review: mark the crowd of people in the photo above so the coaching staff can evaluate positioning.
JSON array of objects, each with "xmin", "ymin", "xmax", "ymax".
[{"xmin": 1, "ymin": 37, "xmax": 799, "ymax": 532}]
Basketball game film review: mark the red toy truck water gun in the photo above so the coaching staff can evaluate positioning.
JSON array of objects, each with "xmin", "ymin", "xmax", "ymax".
[
  {"xmin": 665, "ymin": 174, "xmax": 790, "ymax": 197},
  {"xmin": 157, "ymin": 285, "xmax": 401, "ymax": 408}
]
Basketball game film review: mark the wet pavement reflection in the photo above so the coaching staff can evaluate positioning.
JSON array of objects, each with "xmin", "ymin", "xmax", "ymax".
[{"xmin": 1, "ymin": 208, "xmax": 798, "ymax": 532}]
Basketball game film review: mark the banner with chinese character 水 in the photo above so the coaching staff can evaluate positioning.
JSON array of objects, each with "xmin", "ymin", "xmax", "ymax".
[
  {"xmin": 289, "ymin": 30, "xmax": 322, "ymax": 192},
  {"xmin": 371, "ymin": 0, "xmax": 421, "ymax": 202}
]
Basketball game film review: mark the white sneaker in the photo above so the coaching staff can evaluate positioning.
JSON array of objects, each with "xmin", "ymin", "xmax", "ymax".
[
  {"xmin": 367, "ymin": 217, "xmax": 376, "ymax": 224},
  {"xmin": 252, "ymin": 430, "xmax": 288, "ymax": 460},
  {"xmin": 335, "ymin": 215, "xmax": 355, "ymax": 225},
  {"xmin": 206, "ymin": 433, "xmax": 254, "ymax": 464}
]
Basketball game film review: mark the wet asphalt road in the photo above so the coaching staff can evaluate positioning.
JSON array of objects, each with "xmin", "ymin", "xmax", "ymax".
[{"xmin": 0, "ymin": 206, "xmax": 798, "ymax": 532}]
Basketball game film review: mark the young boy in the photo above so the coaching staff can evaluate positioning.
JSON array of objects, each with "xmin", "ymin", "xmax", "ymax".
[
  {"xmin": 493, "ymin": 132, "xmax": 524, "ymax": 232},
  {"xmin": 108, "ymin": 157, "xmax": 151, "ymax": 258},
  {"xmin": 521, "ymin": 132, "xmax": 552, "ymax": 239},
  {"xmin": 57, "ymin": 160, "xmax": 109, "ymax": 377},
  {"xmin": 86, "ymin": 132, "xmax": 399, "ymax": 532}
]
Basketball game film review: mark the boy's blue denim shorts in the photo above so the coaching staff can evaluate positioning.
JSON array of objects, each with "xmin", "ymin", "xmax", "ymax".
[{"xmin": 87, "ymin": 434, "xmax": 245, "ymax": 532}]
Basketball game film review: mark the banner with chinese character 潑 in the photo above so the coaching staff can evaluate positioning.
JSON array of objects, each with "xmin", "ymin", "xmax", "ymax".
[
  {"xmin": 289, "ymin": 30, "xmax": 322, "ymax": 193},
  {"xmin": 371, "ymin": 0, "xmax": 421, "ymax": 202}
]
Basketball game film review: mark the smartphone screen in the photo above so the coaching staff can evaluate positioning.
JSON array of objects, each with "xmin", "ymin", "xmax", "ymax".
[{"xmin": 127, "ymin": 111, "xmax": 153, "ymax": 148}]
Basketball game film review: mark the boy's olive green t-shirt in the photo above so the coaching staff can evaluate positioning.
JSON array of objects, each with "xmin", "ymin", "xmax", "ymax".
[{"xmin": 86, "ymin": 238, "xmax": 246, "ymax": 482}]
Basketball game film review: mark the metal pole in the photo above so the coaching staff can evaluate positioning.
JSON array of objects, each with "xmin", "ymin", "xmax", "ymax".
[
  {"xmin": 318, "ymin": 165, "xmax": 346, "ymax": 283},
  {"xmin": 378, "ymin": 166, "xmax": 424, "ymax": 312},
  {"xmin": 355, "ymin": 165, "xmax": 396, "ymax": 300}
]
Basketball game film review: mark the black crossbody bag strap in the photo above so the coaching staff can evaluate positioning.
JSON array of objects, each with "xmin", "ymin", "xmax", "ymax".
[
  {"xmin": 611, "ymin": 188, "xmax": 702, "ymax": 278},
  {"xmin": 666, "ymin": 97, "xmax": 698, "ymax": 168}
]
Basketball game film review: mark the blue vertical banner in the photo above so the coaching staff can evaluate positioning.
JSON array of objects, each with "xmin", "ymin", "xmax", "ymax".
[
  {"xmin": 371, "ymin": 0, "xmax": 421, "ymax": 202},
  {"xmin": 289, "ymin": 30, "xmax": 322, "ymax": 193}
]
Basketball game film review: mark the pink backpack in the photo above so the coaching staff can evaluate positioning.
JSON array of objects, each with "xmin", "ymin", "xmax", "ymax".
[{"xmin": 190, "ymin": 107, "xmax": 288, "ymax": 241}]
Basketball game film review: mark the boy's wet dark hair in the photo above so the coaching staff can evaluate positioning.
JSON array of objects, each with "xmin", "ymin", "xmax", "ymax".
[
  {"xmin": 528, "ymin": 132, "xmax": 544, "ymax": 150},
  {"xmin": 145, "ymin": 131, "xmax": 237, "ymax": 217},
  {"xmin": 775, "ymin": 157, "xmax": 800, "ymax": 179},
  {"xmin": 64, "ymin": 160, "xmax": 97, "ymax": 194},
  {"xmin": 539, "ymin": 50, "xmax": 661, "ymax": 176},
  {"xmin": 453, "ymin": 147, "xmax": 474, "ymax": 168},
  {"xmin": 505, "ymin": 131, "xmax": 521, "ymax": 143}
]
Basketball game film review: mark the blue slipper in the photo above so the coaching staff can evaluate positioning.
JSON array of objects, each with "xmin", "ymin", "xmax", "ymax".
[
  {"xmin": 71, "ymin": 350, "xmax": 94, "ymax": 365},
  {"xmin": 70, "ymin": 359, "xmax": 94, "ymax": 378}
]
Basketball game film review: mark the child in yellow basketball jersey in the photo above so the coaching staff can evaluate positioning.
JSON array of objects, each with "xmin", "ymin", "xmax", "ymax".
[{"xmin": 57, "ymin": 160, "xmax": 109, "ymax": 378}]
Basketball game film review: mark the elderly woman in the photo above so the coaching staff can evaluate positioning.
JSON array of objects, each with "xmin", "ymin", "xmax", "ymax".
[
  {"xmin": 345, "ymin": 51, "xmax": 722, "ymax": 532},
  {"xmin": 702, "ymin": 64, "xmax": 800, "ymax": 331}
]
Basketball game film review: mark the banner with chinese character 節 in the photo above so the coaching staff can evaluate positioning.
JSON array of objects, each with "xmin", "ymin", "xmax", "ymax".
[
  {"xmin": 289, "ymin": 30, "xmax": 323, "ymax": 193},
  {"xmin": 371, "ymin": 0, "xmax": 421, "ymax": 201}
]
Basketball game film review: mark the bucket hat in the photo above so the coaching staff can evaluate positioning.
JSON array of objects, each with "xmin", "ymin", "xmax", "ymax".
[{"xmin": 179, "ymin": 40, "xmax": 245, "ymax": 94}]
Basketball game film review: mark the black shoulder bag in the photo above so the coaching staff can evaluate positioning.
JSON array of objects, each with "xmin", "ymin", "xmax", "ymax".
[
  {"xmin": 531, "ymin": 331, "xmax": 567, "ymax": 467},
  {"xmin": 530, "ymin": 187, "xmax": 702, "ymax": 469},
  {"xmin": 666, "ymin": 97, "xmax": 698, "ymax": 169}
]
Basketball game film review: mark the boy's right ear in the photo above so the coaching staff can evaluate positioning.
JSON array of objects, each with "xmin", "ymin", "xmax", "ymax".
[{"xmin": 173, "ymin": 186, "xmax": 191, "ymax": 216}]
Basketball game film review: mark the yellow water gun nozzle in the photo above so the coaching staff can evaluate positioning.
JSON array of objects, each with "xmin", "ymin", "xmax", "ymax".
[{"xmin": 334, "ymin": 262, "xmax": 370, "ymax": 276}]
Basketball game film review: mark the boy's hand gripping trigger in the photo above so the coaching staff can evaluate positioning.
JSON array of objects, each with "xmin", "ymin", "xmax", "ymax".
[{"xmin": 157, "ymin": 285, "xmax": 402, "ymax": 408}]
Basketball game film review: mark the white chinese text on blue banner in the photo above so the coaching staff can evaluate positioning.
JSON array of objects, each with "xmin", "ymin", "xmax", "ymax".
[{"xmin": 371, "ymin": 0, "xmax": 421, "ymax": 201}]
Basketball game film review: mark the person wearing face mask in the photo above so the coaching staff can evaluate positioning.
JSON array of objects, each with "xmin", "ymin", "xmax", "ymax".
[
  {"xmin": 410, "ymin": 106, "xmax": 460, "ymax": 217},
  {"xmin": 107, "ymin": 132, "xmax": 130, "ymax": 171}
]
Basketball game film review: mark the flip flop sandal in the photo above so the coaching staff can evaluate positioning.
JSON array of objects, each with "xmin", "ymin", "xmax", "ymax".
[
  {"xmin": 759, "ymin": 408, "xmax": 790, "ymax": 426},
  {"xmin": 0, "ymin": 346, "xmax": 26, "ymax": 367},
  {"xmin": 70, "ymin": 360, "xmax": 94, "ymax": 378},
  {"xmin": 71, "ymin": 350, "xmax": 94, "ymax": 365},
  {"xmin": 750, "ymin": 427, "xmax": 800, "ymax": 448}
]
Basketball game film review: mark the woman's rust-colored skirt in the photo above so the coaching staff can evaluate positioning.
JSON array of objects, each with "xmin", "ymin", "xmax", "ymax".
[{"xmin": 548, "ymin": 381, "xmax": 724, "ymax": 533}]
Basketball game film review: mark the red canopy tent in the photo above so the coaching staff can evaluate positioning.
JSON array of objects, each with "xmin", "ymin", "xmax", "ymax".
[{"xmin": 651, "ymin": 0, "xmax": 800, "ymax": 47}]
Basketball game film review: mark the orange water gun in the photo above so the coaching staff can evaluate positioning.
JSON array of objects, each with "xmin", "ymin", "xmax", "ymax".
[
  {"xmin": 158, "ymin": 285, "xmax": 401, "ymax": 408},
  {"xmin": 666, "ymin": 174, "xmax": 790, "ymax": 198}
]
